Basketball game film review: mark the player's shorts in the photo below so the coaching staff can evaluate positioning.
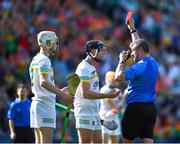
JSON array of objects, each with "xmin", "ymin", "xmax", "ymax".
[
  {"xmin": 102, "ymin": 118, "xmax": 121, "ymax": 136},
  {"xmin": 30, "ymin": 100, "xmax": 56, "ymax": 128},
  {"xmin": 121, "ymin": 102, "xmax": 157, "ymax": 140},
  {"xmin": 75, "ymin": 116, "xmax": 101, "ymax": 130}
]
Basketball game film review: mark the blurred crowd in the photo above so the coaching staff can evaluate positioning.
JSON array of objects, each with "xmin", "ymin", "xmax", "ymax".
[{"xmin": 0, "ymin": 0, "xmax": 179, "ymax": 143}]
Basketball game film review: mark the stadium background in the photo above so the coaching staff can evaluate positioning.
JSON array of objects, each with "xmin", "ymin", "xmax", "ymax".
[{"xmin": 0, "ymin": 0, "xmax": 179, "ymax": 143}]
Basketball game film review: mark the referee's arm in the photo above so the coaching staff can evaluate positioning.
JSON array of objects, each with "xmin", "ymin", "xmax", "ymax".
[
  {"xmin": 115, "ymin": 51, "xmax": 128, "ymax": 81},
  {"xmin": 115, "ymin": 62, "xmax": 125, "ymax": 81},
  {"xmin": 127, "ymin": 18, "xmax": 140, "ymax": 41},
  {"xmin": 115, "ymin": 18, "xmax": 140, "ymax": 81}
]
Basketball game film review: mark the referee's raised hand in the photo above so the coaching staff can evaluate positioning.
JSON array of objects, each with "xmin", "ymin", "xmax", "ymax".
[{"xmin": 126, "ymin": 18, "xmax": 135, "ymax": 31}]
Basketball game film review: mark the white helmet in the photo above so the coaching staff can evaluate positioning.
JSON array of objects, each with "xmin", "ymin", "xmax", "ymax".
[{"xmin": 37, "ymin": 31, "xmax": 59, "ymax": 55}]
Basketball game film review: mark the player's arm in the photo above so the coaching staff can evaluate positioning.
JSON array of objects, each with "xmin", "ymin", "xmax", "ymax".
[
  {"xmin": 116, "ymin": 88, "xmax": 128, "ymax": 109},
  {"xmin": 105, "ymin": 98, "xmax": 114, "ymax": 106},
  {"xmin": 80, "ymin": 82, "xmax": 119, "ymax": 99},
  {"xmin": 39, "ymin": 74, "xmax": 73, "ymax": 104}
]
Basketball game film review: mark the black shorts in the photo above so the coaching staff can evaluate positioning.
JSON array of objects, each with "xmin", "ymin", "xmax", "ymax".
[
  {"xmin": 121, "ymin": 102, "xmax": 157, "ymax": 140},
  {"xmin": 13, "ymin": 126, "xmax": 35, "ymax": 143}
]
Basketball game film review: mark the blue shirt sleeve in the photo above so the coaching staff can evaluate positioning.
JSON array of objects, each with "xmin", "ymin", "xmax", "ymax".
[
  {"xmin": 124, "ymin": 61, "xmax": 147, "ymax": 80},
  {"xmin": 7, "ymin": 103, "xmax": 15, "ymax": 120}
]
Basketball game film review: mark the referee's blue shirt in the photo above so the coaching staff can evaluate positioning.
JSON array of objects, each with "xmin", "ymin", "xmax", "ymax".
[
  {"xmin": 7, "ymin": 98, "xmax": 31, "ymax": 126},
  {"xmin": 124, "ymin": 56, "xmax": 158, "ymax": 105}
]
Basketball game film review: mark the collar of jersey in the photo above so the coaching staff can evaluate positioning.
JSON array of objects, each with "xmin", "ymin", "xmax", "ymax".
[{"xmin": 84, "ymin": 60, "xmax": 95, "ymax": 68}]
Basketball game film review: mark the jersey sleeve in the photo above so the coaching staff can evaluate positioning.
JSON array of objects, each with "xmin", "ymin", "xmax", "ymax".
[
  {"xmin": 124, "ymin": 61, "xmax": 147, "ymax": 80},
  {"xmin": 76, "ymin": 67, "xmax": 91, "ymax": 83},
  {"xmin": 7, "ymin": 103, "xmax": 15, "ymax": 120},
  {"xmin": 38, "ymin": 58, "xmax": 51, "ymax": 75}
]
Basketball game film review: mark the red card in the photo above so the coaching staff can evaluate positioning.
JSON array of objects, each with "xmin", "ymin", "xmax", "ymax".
[{"xmin": 126, "ymin": 11, "xmax": 133, "ymax": 24}]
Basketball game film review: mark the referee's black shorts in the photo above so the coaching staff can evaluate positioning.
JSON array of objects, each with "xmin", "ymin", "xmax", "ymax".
[
  {"xmin": 13, "ymin": 126, "xmax": 35, "ymax": 143},
  {"xmin": 121, "ymin": 102, "xmax": 157, "ymax": 140}
]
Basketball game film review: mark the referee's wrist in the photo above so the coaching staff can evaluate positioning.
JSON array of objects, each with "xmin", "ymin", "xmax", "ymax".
[
  {"xmin": 130, "ymin": 29, "xmax": 137, "ymax": 34},
  {"xmin": 119, "ymin": 61, "xmax": 125, "ymax": 64}
]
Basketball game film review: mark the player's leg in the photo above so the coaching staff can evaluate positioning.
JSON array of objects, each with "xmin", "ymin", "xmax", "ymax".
[
  {"xmin": 91, "ymin": 116, "xmax": 102, "ymax": 143},
  {"xmin": 110, "ymin": 135, "xmax": 120, "ymax": 143},
  {"xmin": 92, "ymin": 130, "xmax": 102, "ymax": 143},
  {"xmin": 32, "ymin": 101, "xmax": 56, "ymax": 143},
  {"xmin": 102, "ymin": 117, "xmax": 121, "ymax": 143},
  {"xmin": 34, "ymin": 129, "xmax": 41, "ymax": 143},
  {"xmin": 77, "ymin": 128, "xmax": 93, "ymax": 143},
  {"xmin": 39, "ymin": 127, "xmax": 54, "ymax": 143},
  {"xmin": 30, "ymin": 101, "xmax": 39, "ymax": 143},
  {"xmin": 76, "ymin": 116, "xmax": 98, "ymax": 143},
  {"xmin": 102, "ymin": 133, "xmax": 108, "ymax": 143},
  {"xmin": 109, "ymin": 118, "xmax": 121, "ymax": 143},
  {"xmin": 34, "ymin": 128, "xmax": 41, "ymax": 144}
]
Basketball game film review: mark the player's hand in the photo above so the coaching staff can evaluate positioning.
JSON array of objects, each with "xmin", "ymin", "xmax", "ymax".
[
  {"xmin": 126, "ymin": 18, "xmax": 135, "ymax": 31},
  {"xmin": 107, "ymin": 89, "xmax": 120, "ymax": 98},
  {"xmin": 110, "ymin": 108, "xmax": 119, "ymax": 114},
  {"xmin": 10, "ymin": 132, "xmax": 16, "ymax": 139},
  {"xmin": 61, "ymin": 86, "xmax": 70, "ymax": 93},
  {"xmin": 119, "ymin": 50, "xmax": 131, "ymax": 63},
  {"xmin": 62, "ymin": 93, "xmax": 74, "ymax": 105},
  {"xmin": 106, "ymin": 108, "xmax": 118, "ymax": 116}
]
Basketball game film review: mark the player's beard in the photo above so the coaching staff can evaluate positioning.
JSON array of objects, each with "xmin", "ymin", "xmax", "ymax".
[
  {"xmin": 49, "ymin": 47, "xmax": 57, "ymax": 56},
  {"xmin": 94, "ymin": 57, "xmax": 103, "ymax": 63}
]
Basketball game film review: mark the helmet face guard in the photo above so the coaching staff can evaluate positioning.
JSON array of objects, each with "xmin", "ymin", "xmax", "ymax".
[
  {"xmin": 84, "ymin": 40, "xmax": 106, "ymax": 62},
  {"xmin": 37, "ymin": 31, "xmax": 59, "ymax": 55}
]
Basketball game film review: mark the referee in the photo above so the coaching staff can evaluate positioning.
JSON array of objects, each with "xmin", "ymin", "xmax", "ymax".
[
  {"xmin": 7, "ymin": 83, "xmax": 34, "ymax": 143},
  {"xmin": 115, "ymin": 18, "xmax": 158, "ymax": 143}
]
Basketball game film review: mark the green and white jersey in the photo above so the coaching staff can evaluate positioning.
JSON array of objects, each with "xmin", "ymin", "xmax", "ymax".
[
  {"xmin": 74, "ymin": 60, "xmax": 100, "ymax": 116},
  {"xmin": 29, "ymin": 53, "xmax": 56, "ymax": 105}
]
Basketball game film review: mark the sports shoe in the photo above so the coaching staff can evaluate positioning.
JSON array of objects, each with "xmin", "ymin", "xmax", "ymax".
[{"xmin": 101, "ymin": 120, "xmax": 118, "ymax": 130}]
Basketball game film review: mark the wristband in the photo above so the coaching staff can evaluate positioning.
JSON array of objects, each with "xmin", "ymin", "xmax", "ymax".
[{"xmin": 130, "ymin": 29, "xmax": 136, "ymax": 34}]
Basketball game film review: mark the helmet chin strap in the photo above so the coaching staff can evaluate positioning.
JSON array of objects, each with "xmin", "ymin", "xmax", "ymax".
[
  {"xmin": 49, "ymin": 50, "xmax": 55, "ymax": 55},
  {"xmin": 88, "ymin": 49, "xmax": 102, "ymax": 63},
  {"xmin": 44, "ymin": 42, "xmax": 57, "ymax": 56}
]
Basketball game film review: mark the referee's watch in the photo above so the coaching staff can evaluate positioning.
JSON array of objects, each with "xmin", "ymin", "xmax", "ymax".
[
  {"xmin": 119, "ymin": 61, "xmax": 125, "ymax": 64},
  {"xmin": 130, "ymin": 29, "xmax": 136, "ymax": 34}
]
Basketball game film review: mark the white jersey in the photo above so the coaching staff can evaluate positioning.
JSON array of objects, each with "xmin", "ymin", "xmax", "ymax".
[
  {"xmin": 99, "ymin": 84, "xmax": 120, "ymax": 120},
  {"xmin": 74, "ymin": 60, "xmax": 100, "ymax": 116},
  {"xmin": 29, "ymin": 53, "xmax": 56, "ymax": 105}
]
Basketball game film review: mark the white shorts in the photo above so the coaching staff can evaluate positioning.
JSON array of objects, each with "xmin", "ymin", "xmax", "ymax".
[
  {"xmin": 75, "ymin": 116, "xmax": 101, "ymax": 131},
  {"xmin": 30, "ymin": 100, "xmax": 56, "ymax": 128},
  {"xmin": 102, "ymin": 118, "xmax": 121, "ymax": 136}
]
